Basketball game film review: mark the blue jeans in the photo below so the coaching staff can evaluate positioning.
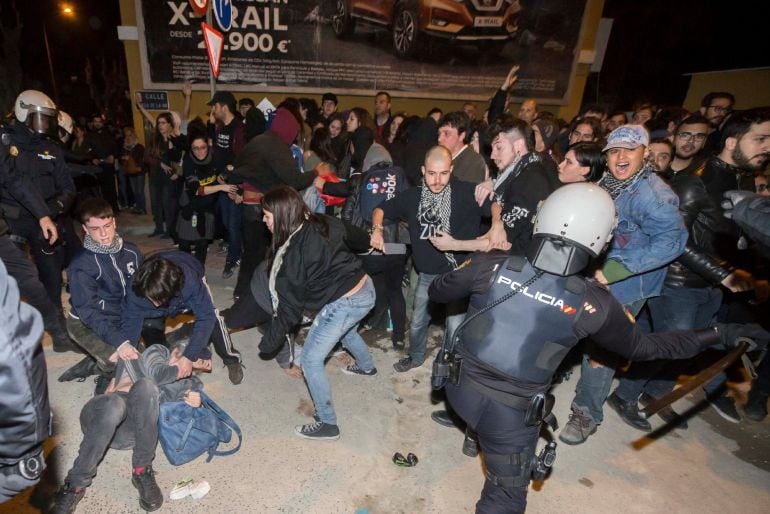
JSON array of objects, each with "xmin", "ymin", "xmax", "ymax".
[
  {"xmin": 572, "ymin": 298, "xmax": 646, "ymax": 423},
  {"xmin": 614, "ymin": 285, "xmax": 723, "ymax": 403},
  {"xmin": 302, "ymin": 277, "xmax": 376, "ymax": 425},
  {"xmin": 409, "ymin": 272, "xmax": 466, "ymax": 365},
  {"xmin": 219, "ymin": 194, "xmax": 243, "ymax": 267}
]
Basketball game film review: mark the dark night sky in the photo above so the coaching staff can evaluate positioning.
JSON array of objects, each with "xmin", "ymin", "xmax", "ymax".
[{"xmin": 5, "ymin": 0, "xmax": 769, "ymax": 113}]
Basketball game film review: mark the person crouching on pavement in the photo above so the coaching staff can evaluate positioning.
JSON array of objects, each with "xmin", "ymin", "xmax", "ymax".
[
  {"xmin": 50, "ymin": 342, "xmax": 212, "ymax": 513},
  {"xmin": 257, "ymin": 186, "xmax": 375, "ymax": 441}
]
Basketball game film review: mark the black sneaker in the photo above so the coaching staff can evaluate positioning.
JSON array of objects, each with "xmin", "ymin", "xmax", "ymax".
[
  {"xmin": 226, "ymin": 362, "xmax": 244, "ymax": 385},
  {"xmin": 709, "ymin": 395, "xmax": 741, "ymax": 423},
  {"xmin": 50, "ymin": 483, "xmax": 86, "ymax": 514},
  {"xmin": 431, "ymin": 410, "xmax": 457, "ymax": 428},
  {"xmin": 393, "ymin": 357, "xmax": 421, "ymax": 372},
  {"xmin": 341, "ymin": 364, "xmax": 377, "ymax": 376},
  {"xmin": 607, "ymin": 392, "xmax": 651, "ymax": 432},
  {"xmin": 131, "ymin": 466, "xmax": 164, "ymax": 511},
  {"xmin": 222, "ymin": 265, "xmax": 235, "ymax": 279},
  {"xmin": 58, "ymin": 357, "xmax": 99, "ymax": 382},
  {"xmin": 294, "ymin": 420, "xmax": 340, "ymax": 440}
]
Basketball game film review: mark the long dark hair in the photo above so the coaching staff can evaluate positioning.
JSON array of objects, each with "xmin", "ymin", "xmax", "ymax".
[
  {"xmin": 148, "ymin": 112, "xmax": 175, "ymax": 158},
  {"xmin": 309, "ymin": 127, "xmax": 337, "ymax": 163},
  {"xmin": 263, "ymin": 186, "xmax": 329, "ymax": 265},
  {"xmin": 350, "ymin": 107, "xmax": 379, "ymax": 142}
]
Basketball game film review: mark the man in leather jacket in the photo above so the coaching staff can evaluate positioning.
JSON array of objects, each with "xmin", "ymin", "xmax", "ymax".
[{"xmin": 608, "ymin": 114, "xmax": 760, "ymax": 429}]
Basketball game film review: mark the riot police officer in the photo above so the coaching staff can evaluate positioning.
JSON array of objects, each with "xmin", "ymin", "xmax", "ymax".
[
  {"xmin": 428, "ymin": 183, "xmax": 768, "ymax": 513},
  {"xmin": 1, "ymin": 90, "xmax": 76, "ymax": 315}
]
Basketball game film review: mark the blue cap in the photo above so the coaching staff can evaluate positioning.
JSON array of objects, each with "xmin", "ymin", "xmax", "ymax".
[{"xmin": 602, "ymin": 124, "xmax": 649, "ymax": 152}]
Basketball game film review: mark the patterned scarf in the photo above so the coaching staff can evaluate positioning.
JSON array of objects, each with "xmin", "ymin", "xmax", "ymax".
[
  {"xmin": 418, "ymin": 181, "xmax": 456, "ymax": 267},
  {"xmin": 599, "ymin": 163, "xmax": 652, "ymax": 199},
  {"xmin": 83, "ymin": 233, "xmax": 123, "ymax": 255},
  {"xmin": 494, "ymin": 152, "xmax": 542, "ymax": 196}
]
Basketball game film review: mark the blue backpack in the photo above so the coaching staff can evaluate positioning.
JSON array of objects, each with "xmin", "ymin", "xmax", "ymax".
[
  {"xmin": 158, "ymin": 389, "xmax": 242, "ymax": 465},
  {"xmin": 358, "ymin": 162, "xmax": 406, "ymax": 224}
]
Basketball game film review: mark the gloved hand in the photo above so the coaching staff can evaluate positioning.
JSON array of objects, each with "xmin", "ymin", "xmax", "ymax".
[
  {"xmin": 716, "ymin": 323, "xmax": 770, "ymax": 352},
  {"xmin": 721, "ymin": 190, "xmax": 756, "ymax": 219}
]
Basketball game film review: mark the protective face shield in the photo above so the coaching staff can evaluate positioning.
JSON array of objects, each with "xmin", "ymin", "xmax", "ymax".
[
  {"xmin": 14, "ymin": 90, "xmax": 59, "ymax": 139},
  {"xmin": 527, "ymin": 183, "xmax": 617, "ymax": 276},
  {"xmin": 57, "ymin": 111, "xmax": 74, "ymax": 143}
]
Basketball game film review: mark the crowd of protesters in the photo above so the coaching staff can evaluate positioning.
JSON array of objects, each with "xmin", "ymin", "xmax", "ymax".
[{"xmin": 1, "ymin": 62, "xmax": 769, "ymax": 513}]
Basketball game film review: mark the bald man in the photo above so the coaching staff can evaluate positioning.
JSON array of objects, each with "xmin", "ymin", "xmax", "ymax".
[
  {"xmin": 519, "ymin": 99, "xmax": 538, "ymax": 125},
  {"xmin": 371, "ymin": 146, "xmax": 493, "ymax": 372}
]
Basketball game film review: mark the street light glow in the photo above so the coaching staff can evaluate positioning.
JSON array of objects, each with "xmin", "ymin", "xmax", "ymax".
[{"xmin": 61, "ymin": 3, "xmax": 74, "ymax": 16}]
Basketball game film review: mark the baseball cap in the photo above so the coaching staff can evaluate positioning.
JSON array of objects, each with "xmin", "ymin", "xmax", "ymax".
[
  {"xmin": 602, "ymin": 124, "xmax": 649, "ymax": 152},
  {"xmin": 207, "ymin": 91, "xmax": 237, "ymax": 108},
  {"xmin": 322, "ymin": 92, "xmax": 338, "ymax": 105}
]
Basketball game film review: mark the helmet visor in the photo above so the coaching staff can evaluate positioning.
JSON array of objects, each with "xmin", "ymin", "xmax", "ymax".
[{"xmin": 26, "ymin": 111, "xmax": 59, "ymax": 139}]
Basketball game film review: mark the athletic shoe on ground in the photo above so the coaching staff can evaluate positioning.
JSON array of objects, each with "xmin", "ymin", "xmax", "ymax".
[
  {"xmin": 559, "ymin": 407, "xmax": 598, "ymax": 445},
  {"xmin": 607, "ymin": 392, "xmax": 651, "ymax": 432},
  {"xmin": 50, "ymin": 483, "xmax": 86, "ymax": 514},
  {"xmin": 393, "ymin": 357, "xmax": 421, "ymax": 372},
  {"xmin": 294, "ymin": 420, "xmax": 340, "ymax": 440},
  {"xmin": 431, "ymin": 410, "xmax": 456, "ymax": 428},
  {"xmin": 131, "ymin": 466, "xmax": 164, "ymax": 511},
  {"xmin": 226, "ymin": 362, "xmax": 244, "ymax": 385},
  {"xmin": 341, "ymin": 364, "xmax": 377, "ymax": 376},
  {"xmin": 709, "ymin": 395, "xmax": 741, "ymax": 423}
]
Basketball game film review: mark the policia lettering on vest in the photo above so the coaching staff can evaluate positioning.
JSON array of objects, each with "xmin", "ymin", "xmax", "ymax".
[{"xmin": 427, "ymin": 183, "xmax": 769, "ymax": 513}]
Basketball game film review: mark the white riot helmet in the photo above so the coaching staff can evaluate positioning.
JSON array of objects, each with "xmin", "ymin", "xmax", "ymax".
[
  {"xmin": 527, "ymin": 183, "xmax": 617, "ymax": 276},
  {"xmin": 14, "ymin": 90, "xmax": 58, "ymax": 139},
  {"xmin": 58, "ymin": 111, "xmax": 74, "ymax": 143}
]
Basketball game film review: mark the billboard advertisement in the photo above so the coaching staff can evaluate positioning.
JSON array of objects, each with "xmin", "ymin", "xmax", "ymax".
[{"xmin": 137, "ymin": 0, "xmax": 588, "ymax": 102}]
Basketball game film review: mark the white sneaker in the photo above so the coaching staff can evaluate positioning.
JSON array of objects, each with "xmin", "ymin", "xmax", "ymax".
[{"xmin": 169, "ymin": 477, "xmax": 211, "ymax": 500}]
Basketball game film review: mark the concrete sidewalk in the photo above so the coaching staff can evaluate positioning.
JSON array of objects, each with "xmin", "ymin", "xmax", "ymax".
[{"xmin": 3, "ymin": 212, "xmax": 769, "ymax": 513}]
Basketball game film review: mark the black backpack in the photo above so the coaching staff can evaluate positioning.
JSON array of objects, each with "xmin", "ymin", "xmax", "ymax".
[{"xmin": 357, "ymin": 162, "xmax": 406, "ymax": 224}]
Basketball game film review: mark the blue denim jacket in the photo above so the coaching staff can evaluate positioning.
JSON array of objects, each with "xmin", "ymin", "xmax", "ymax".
[{"xmin": 606, "ymin": 168, "xmax": 688, "ymax": 305}]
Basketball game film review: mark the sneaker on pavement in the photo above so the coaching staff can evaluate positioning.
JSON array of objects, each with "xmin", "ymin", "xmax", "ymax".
[
  {"xmin": 341, "ymin": 364, "xmax": 377, "ymax": 376},
  {"xmin": 132, "ymin": 466, "xmax": 164, "ymax": 511},
  {"xmin": 50, "ymin": 483, "xmax": 86, "ymax": 514},
  {"xmin": 393, "ymin": 357, "xmax": 421, "ymax": 372},
  {"xmin": 744, "ymin": 392, "xmax": 769, "ymax": 422},
  {"xmin": 607, "ymin": 392, "xmax": 651, "ymax": 432},
  {"xmin": 222, "ymin": 265, "xmax": 235, "ymax": 279},
  {"xmin": 294, "ymin": 420, "xmax": 340, "ymax": 440},
  {"xmin": 226, "ymin": 362, "xmax": 244, "ymax": 385},
  {"xmin": 709, "ymin": 395, "xmax": 741, "ymax": 423},
  {"xmin": 559, "ymin": 407, "xmax": 598, "ymax": 445}
]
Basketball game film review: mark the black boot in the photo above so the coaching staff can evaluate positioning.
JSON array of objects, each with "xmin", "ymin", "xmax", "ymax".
[
  {"xmin": 51, "ymin": 331, "xmax": 83, "ymax": 354},
  {"xmin": 50, "ymin": 482, "xmax": 86, "ymax": 514},
  {"xmin": 462, "ymin": 428, "xmax": 479, "ymax": 458},
  {"xmin": 58, "ymin": 357, "xmax": 99, "ymax": 382},
  {"xmin": 607, "ymin": 392, "xmax": 651, "ymax": 432},
  {"xmin": 131, "ymin": 466, "xmax": 163, "ymax": 511}
]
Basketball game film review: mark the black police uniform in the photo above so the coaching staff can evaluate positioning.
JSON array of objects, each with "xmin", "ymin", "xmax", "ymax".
[
  {"xmin": 0, "ymin": 129, "xmax": 72, "ymax": 346},
  {"xmin": 429, "ymin": 251, "xmax": 719, "ymax": 513},
  {"xmin": 1, "ymin": 123, "xmax": 76, "ymax": 311}
]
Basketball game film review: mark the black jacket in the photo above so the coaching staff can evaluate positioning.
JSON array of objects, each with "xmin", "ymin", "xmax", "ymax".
[
  {"xmin": 663, "ymin": 163, "xmax": 734, "ymax": 288},
  {"xmin": 230, "ymin": 131, "xmax": 314, "ymax": 193},
  {"xmin": 259, "ymin": 216, "xmax": 370, "ymax": 354}
]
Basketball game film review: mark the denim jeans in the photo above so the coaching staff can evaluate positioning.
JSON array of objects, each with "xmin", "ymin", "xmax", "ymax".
[
  {"xmin": 219, "ymin": 194, "xmax": 243, "ymax": 267},
  {"xmin": 128, "ymin": 173, "xmax": 146, "ymax": 213},
  {"xmin": 65, "ymin": 378, "xmax": 159, "ymax": 488},
  {"xmin": 409, "ymin": 272, "xmax": 466, "ymax": 365},
  {"xmin": 572, "ymin": 298, "xmax": 646, "ymax": 423},
  {"xmin": 301, "ymin": 277, "xmax": 376, "ymax": 425},
  {"xmin": 614, "ymin": 285, "xmax": 723, "ymax": 403}
]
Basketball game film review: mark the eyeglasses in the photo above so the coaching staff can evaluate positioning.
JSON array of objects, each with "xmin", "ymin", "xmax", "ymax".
[
  {"xmin": 708, "ymin": 105, "xmax": 732, "ymax": 114},
  {"xmin": 676, "ymin": 132, "xmax": 708, "ymax": 142}
]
